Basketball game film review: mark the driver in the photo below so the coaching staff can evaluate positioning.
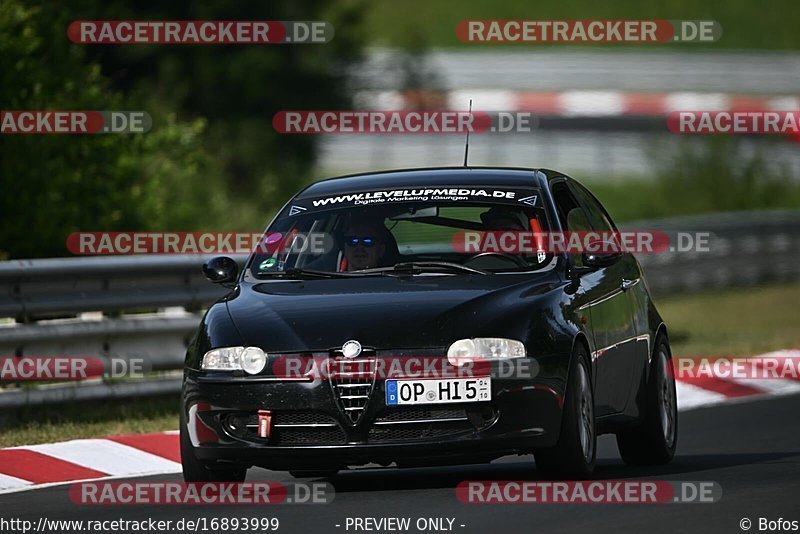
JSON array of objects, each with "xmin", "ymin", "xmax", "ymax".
[
  {"xmin": 476, "ymin": 206, "xmax": 547, "ymax": 263},
  {"xmin": 480, "ymin": 207, "xmax": 528, "ymax": 231},
  {"xmin": 341, "ymin": 217, "xmax": 388, "ymax": 271}
]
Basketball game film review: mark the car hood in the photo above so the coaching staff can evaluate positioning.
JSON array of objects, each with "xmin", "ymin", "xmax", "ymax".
[{"xmin": 225, "ymin": 274, "xmax": 560, "ymax": 351}]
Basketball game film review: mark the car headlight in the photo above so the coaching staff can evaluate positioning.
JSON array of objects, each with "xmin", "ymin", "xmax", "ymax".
[
  {"xmin": 201, "ymin": 346, "xmax": 267, "ymax": 375},
  {"xmin": 447, "ymin": 338, "xmax": 526, "ymax": 366},
  {"xmin": 240, "ymin": 346, "xmax": 268, "ymax": 374}
]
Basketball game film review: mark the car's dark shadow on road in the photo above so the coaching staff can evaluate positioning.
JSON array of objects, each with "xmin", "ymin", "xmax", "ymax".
[{"xmin": 296, "ymin": 451, "xmax": 800, "ymax": 494}]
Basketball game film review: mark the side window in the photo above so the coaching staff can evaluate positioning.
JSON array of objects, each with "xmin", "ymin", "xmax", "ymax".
[
  {"xmin": 550, "ymin": 181, "xmax": 591, "ymax": 266},
  {"xmin": 550, "ymin": 181, "xmax": 581, "ymax": 230},
  {"xmin": 569, "ymin": 181, "xmax": 617, "ymax": 232},
  {"xmin": 569, "ymin": 181, "xmax": 626, "ymax": 255}
]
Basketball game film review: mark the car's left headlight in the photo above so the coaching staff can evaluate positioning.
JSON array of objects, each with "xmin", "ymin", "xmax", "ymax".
[
  {"xmin": 201, "ymin": 346, "xmax": 267, "ymax": 375},
  {"xmin": 447, "ymin": 338, "xmax": 526, "ymax": 366}
]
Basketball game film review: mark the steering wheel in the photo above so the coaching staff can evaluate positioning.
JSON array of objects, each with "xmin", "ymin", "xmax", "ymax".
[{"xmin": 463, "ymin": 252, "xmax": 529, "ymax": 269}]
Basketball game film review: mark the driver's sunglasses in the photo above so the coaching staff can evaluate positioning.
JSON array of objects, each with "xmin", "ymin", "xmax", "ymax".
[{"xmin": 344, "ymin": 235, "xmax": 377, "ymax": 247}]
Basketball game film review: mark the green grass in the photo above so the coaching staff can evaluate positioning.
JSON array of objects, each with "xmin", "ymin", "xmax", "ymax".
[
  {"xmin": 0, "ymin": 396, "xmax": 178, "ymax": 448},
  {"xmin": 657, "ymin": 281, "xmax": 800, "ymax": 357},
  {"xmin": 584, "ymin": 180, "xmax": 800, "ymax": 224},
  {"xmin": 1, "ymin": 282, "xmax": 798, "ymax": 447},
  {"xmin": 363, "ymin": 0, "xmax": 800, "ymax": 50}
]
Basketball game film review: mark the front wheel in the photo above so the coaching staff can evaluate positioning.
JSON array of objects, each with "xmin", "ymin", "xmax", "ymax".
[
  {"xmin": 616, "ymin": 335, "xmax": 678, "ymax": 465},
  {"xmin": 534, "ymin": 344, "xmax": 596, "ymax": 479},
  {"xmin": 180, "ymin": 398, "xmax": 247, "ymax": 482}
]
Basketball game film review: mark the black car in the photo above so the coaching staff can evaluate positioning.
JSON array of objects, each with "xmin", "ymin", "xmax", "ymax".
[{"xmin": 180, "ymin": 167, "xmax": 677, "ymax": 480}]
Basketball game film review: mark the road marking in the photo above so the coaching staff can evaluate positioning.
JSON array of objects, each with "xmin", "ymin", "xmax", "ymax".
[
  {"xmin": 0, "ymin": 449, "xmax": 107, "ymax": 484},
  {"xmin": 22, "ymin": 438, "xmax": 180, "ymax": 477},
  {"xmin": 675, "ymin": 380, "xmax": 730, "ymax": 410},
  {"xmin": 108, "ymin": 432, "xmax": 181, "ymax": 463},
  {"xmin": 0, "ymin": 472, "xmax": 33, "ymax": 492}
]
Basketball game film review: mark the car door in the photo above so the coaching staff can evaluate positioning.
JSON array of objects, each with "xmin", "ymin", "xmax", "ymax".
[{"xmin": 568, "ymin": 180, "xmax": 642, "ymax": 415}]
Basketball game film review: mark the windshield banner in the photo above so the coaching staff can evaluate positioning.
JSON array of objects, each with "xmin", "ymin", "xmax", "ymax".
[{"xmin": 291, "ymin": 187, "xmax": 541, "ymax": 211}]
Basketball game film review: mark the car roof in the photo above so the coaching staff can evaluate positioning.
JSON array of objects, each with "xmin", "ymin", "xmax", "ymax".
[{"xmin": 295, "ymin": 167, "xmax": 553, "ymax": 199}]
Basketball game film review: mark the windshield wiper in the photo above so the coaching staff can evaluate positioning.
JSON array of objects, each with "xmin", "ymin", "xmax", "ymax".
[
  {"xmin": 257, "ymin": 268, "xmax": 351, "ymax": 279},
  {"xmin": 395, "ymin": 261, "xmax": 489, "ymax": 275},
  {"xmin": 358, "ymin": 261, "xmax": 488, "ymax": 276},
  {"xmin": 257, "ymin": 263, "xmax": 488, "ymax": 279}
]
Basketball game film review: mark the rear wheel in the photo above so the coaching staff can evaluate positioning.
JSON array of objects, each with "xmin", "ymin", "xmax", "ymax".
[
  {"xmin": 616, "ymin": 335, "xmax": 677, "ymax": 465},
  {"xmin": 180, "ymin": 399, "xmax": 247, "ymax": 482},
  {"xmin": 534, "ymin": 344, "xmax": 596, "ymax": 479}
]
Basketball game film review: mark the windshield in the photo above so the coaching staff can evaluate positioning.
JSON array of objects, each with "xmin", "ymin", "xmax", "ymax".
[{"xmin": 246, "ymin": 185, "xmax": 554, "ymax": 278}]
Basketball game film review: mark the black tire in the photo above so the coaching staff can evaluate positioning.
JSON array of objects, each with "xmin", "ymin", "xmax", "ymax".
[
  {"xmin": 180, "ymin": 399, "xmax": 247, "ymax": 482},
  {"xmin": 288, "ymin": 469, "xmax": 339, "ymax": 478},
  {"xmin": 534, "ymin": 344, "xmax": 596, "ymax": 479},
  {"xmin": 616, "ymin": 334, "xmax": 678, "ymax": 465}
]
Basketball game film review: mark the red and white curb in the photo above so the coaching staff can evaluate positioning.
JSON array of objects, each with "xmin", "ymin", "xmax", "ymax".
[
  {"xmin": 355, "ymin": 89, "xmax": 800, "ymax": 117},
  {"xmin": 0, "ymin": 350, "xmax": 798, "ymax": 494},
  {"xmin": 0, "ymin": 431, "xmax": 181, "ymax": 494},
  {"xmin": 674, "ymin": 349, "xmax": 800, "ymax": 410}
]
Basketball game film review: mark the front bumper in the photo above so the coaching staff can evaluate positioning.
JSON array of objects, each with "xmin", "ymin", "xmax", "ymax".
[{"xmin": 182, "ymin": 358, "xmax": 566, "ymax": 470}]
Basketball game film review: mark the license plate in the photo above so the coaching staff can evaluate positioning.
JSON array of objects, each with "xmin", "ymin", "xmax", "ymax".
[{"xmin": 385, "ymin": 378, "xmax": 491, "ymax": 405}]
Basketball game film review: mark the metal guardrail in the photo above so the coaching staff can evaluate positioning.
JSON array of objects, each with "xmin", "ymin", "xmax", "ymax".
[
  {"xmin": 0, "ymin": 211, "xmax": 799, "ymax": 408},
  {"xmin": 0, "ymin": 254, "xmax": 247, "ymax": 321},
  {"xmin": 621, "ymin": 210, "xmax": 800, "ymax": 294}
]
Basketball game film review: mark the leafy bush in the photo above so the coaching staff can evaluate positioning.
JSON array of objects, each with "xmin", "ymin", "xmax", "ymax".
[
  {"xmin": 590, "ymin": 136, "xmax": 800, "ymax": 222},
  {"xmin": 0, "ymin": 2, "xmax": 230, "ymax": 258}
]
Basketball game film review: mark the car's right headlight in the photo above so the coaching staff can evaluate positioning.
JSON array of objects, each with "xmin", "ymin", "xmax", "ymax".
[
  {"xmin": 447, "ymin": 338, "xmax": 526, "ymax": 366},
  {"xmin": 201, "ymin": 346, "xmax": 267, "ymax": 375}
]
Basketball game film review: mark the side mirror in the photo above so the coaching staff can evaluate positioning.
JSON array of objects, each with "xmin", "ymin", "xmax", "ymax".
[{"xmin": 203, "ymin": 256, "xmax": 238, "ymax": 285}]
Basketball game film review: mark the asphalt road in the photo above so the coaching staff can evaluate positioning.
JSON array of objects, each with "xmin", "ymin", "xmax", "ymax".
[{"xmin": 3, "ymin": 394, "xmax": 799, "ymax": 534}]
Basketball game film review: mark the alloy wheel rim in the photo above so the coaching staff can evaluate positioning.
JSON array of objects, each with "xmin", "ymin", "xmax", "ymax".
[{"xmin": 658, "ymin": 349, "xmax": 677, "ymax": 447}]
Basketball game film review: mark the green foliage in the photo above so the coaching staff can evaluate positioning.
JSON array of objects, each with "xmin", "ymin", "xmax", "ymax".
[
  {"xmin": 365, "ymin": 0, "xmax": 800, "ymax": 50},
  {"xmin": 588, "ymin": 136, "xmax": 800, "ymax": 222},
  {"xmin": 0, "ymin": 1, "xmax": 367, "ymax": 259},
  {"xmin": 78, "ymin": 0, "xmax": 367, "ymax": 204},
  {"xmin": 0, "ymin": 2, "xmax": 230, "ymax": 258}
]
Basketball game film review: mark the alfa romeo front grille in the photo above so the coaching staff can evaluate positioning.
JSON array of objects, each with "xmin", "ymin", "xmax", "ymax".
[{"xmin": 327, "ymin": 356, "xmax": 376, "ymax": 425}]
